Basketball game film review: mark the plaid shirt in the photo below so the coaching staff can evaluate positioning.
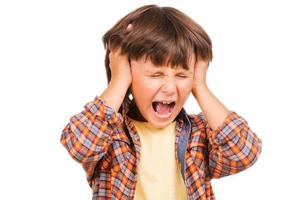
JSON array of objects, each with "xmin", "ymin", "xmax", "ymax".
[{"xmin": 61, "ymin": 96, "xmax": 262, "ymax": 200}]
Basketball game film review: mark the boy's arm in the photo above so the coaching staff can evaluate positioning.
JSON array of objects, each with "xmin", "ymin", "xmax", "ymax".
[
  {"xmin": 193, "ymin": 84, "xmax": 230, "ymax": 131},
  {"xmin": 192, "ymin": 61, "xmax": 262, "ymax": 178}
]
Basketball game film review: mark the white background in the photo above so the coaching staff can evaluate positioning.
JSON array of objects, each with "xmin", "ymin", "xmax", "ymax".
[{"xmin": 0, "ymin": 0, "xmax": 299, "ymax": 199}]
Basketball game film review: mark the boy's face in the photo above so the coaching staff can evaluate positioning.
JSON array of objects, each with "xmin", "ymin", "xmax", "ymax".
[{"xmin": 130, "ymin": 55, "xmax": 195, "ymax": 128}]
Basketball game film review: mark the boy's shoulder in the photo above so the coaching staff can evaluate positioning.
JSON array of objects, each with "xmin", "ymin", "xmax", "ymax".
[
  {"xmin": 179, "ymin": 112, "xmax": 208, "ymax": 141},
  {"xmin": 187, "ymin": 112, "xmax": 206, "ymax": 120}
]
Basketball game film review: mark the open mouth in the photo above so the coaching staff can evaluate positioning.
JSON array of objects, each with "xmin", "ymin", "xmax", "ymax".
[{"xmin": 152, "ymin": 101, "xmax": 176, "ymax": 118}]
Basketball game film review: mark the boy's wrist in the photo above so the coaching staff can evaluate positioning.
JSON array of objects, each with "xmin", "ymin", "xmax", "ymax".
[
  {"xmin": 109, "ymin": 78, "xmax": 131, "ymax": 90},
  {"xmin": 192, "ymin": 83, "xmax": 208, "ymax": 96},
  {"xmin": 99, "ymin": 79, "xmax": 131, "ymax": 112}
]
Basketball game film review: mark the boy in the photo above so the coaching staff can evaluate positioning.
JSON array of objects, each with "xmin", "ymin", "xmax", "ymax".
[{"xmin": 60, "ymin": 4, "xmax": 262, "ymax": 200}]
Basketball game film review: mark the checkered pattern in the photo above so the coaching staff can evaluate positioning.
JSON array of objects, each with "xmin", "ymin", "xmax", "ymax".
[{"xmin": 61, "ymin": 96, "xmax": 262, "ymax": 199}]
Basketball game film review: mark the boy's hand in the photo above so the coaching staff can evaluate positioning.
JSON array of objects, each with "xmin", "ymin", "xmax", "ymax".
[
  {"xmin": 99, "ymin": 24, "xmax": 133, "ymax": 112},
  {"xmin": 108, "ymin": 24, "xmax": 133, "ymax": 88},
  {"xmin": 100, "ymin": 48, "xmax": 132, "ymax": 111},
  {"xmin": 192, "ymin": 59, "xmax": 209, "ymax": 92},
  {"xmin": 108, "ymin": 47, "xmax": 132, "ymax": 87}
]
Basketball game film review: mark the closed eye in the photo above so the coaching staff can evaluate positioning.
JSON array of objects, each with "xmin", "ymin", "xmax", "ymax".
[
  {"xmin": 176, "ymin": 74, "xmax": 188, "ymax": 78},
  {"xmin": 150, "ymin": 73, "xmax": 164, "ymax": 78}
]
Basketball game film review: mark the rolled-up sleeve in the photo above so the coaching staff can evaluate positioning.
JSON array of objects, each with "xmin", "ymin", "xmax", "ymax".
[
  {"xmin": 199, "ymin": 111, "xmax": 262, "ymax": 179},
  {"xmin": 60, "ymin": 96, "xmax": 123, "ymax": 164}
]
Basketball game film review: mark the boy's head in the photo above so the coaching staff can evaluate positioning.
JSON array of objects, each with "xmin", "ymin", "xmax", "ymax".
[{"xmin": 103, "ymin": 5, "xmax": 212, "ymax": 128}]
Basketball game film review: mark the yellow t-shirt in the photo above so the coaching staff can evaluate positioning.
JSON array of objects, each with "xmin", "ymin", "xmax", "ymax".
[{"xmin": 131, "ymin": 119, "xmax": 188, "ymax": 200}]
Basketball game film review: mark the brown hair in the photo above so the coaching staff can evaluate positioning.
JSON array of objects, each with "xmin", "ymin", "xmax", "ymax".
[{"xmin": 102, "ymin": 4, "xmax": 213, "ymax": 112}]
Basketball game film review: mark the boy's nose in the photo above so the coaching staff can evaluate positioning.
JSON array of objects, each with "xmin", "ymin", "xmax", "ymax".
[{"xmin": 161, "ymin": 80, "xmax": 176, "ymax": 95}]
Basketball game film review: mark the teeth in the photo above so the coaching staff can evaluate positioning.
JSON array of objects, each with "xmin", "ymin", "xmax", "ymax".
[{"xmin": 154, "ymin": 101, "xmax": 174, "ymax": 105}]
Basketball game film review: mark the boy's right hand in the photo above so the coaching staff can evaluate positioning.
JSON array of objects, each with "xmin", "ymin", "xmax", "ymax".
[
  {"xmin": 100, "ymin": 48, "xmax": 132, "ymax": 111},
  {"xmin": 108, "ymin": 47, "xmax": 132, "ymax": 88},
  {"xmin": 99, "ymin": 24, "xmax": 133, "ymax": 112},
  {"xmin": 108, "ymin": 24, "xmax": 133, "ymax": 88}
]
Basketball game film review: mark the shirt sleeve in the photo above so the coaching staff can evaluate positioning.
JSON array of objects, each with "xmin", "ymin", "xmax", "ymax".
[
  {"xmin": 198, "ymin": 111, "xmax": 262, "ymax": 179},
  {"xmin": 60, "ymin": 95, "xmax": 123, "ymax": 165}
]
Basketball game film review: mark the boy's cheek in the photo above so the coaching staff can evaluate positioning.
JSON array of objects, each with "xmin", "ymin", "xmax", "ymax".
[{"xmin": 178, "ymin": 80, "xmax": 193, "ymax": 92}]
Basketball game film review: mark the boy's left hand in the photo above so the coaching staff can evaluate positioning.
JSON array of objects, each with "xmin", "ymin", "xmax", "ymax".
[{"xmin": 192, "ymin": 59, "xmax": 209, "ymax": 92}]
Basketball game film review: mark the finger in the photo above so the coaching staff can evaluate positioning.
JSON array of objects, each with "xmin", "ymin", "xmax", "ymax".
[
  {"xmin": 109, "ymin": 47, "xmax": 121, "ymax": 59},
  {"xmin": 110, "ymin": 48, "xmax": 130, "ymax": 66}
]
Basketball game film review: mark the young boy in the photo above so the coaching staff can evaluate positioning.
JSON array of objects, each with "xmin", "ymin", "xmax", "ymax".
[{"xmin": 60, "ymin": 4, "xmax": 262, "ymax": 200}]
